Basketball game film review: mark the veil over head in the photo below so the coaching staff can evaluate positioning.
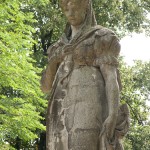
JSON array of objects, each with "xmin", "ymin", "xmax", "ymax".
[{"xmin": 61, "ymin": 0, "xmax": 97, "ymax": 40}]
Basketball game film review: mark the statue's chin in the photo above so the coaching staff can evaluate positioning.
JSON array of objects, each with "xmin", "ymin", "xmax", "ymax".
[{"xmin": 68, "ymin": 19, "xmax": 84, "ymax": 27}]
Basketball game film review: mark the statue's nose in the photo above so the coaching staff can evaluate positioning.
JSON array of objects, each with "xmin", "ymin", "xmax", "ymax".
[{"xmin": 68, "ymin": 9, "xmax": 74, "ymax": 18}]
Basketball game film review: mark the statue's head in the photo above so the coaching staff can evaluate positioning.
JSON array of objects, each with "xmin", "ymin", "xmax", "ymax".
[{"xmin": 59, "ymin": 0, "xmax": 90, "ymax": 26}]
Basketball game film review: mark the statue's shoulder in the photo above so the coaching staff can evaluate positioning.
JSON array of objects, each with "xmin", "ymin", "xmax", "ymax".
[
  {"xmin": 93, "ymin": 25, "xmax": 118, "ymax": 41},
  {"xmin": 94, "ymin": 25, "xmax": 113, "ymax": 34},
  {"xmin": 93, "ymin": 25, "xmax": 120, "ymax": 58},
  {"xmin": 47, "ymin": 38, "xmax": 64, "ymax": 61}
]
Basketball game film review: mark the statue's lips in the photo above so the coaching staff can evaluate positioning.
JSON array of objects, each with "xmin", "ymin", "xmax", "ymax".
[{"xmin": 68, "ymin": 18, "xmax": 75, "ymax": 21}]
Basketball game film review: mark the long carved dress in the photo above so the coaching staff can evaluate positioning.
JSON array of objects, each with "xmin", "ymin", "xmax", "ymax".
[{"xmin": 41, "ymin": 2, "xmax": 129, "ymax": 150}]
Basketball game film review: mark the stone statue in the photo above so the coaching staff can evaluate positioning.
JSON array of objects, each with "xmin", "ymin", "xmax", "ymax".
[{"xmin": 41, "ymin": 0, "xmax": 130, "ymax": 149}]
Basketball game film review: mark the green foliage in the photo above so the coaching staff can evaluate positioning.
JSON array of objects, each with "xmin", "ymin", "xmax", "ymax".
[
  {"xmin": 126, "ymin": 125, "xmax": 150, "ymax": 150},
  {"xmin": 123, "ymin": 124, "xmax": 150, "ymax": 150},
  {"xmin": 93, "ymin": 0, "xmax": 150, "ymax": 37},
  {"xmin": 120, "ymin": 60, "xmax": 150, "ymax": 125},
  {"xmin": 0, "ymin": 143, "xmax": 15, "ymax": 150},
  {"xmin": 119, "ymin": 59, "xmax": 150, "ymax": 149},
  {"xmin": 20, "ymin": 0, "xmax": 66, "ymax": 68},
  {"xmin": 0, "ymin": 0, "xmax": 47, "ymax": 148}
]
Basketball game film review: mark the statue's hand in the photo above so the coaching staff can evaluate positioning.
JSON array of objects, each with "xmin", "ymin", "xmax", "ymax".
[{"xmin": 101, "ymin": 116, "xmax": 116, "ymax": 140}]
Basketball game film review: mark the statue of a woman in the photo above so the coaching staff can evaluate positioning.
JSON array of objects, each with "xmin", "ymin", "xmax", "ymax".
[{"xmin": 41, "ymin": 0, "xmax": 129, "ymax": 149}]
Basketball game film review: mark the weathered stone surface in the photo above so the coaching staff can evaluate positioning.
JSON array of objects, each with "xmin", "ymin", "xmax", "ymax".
[{"xmin": 41, "ymin": 0, "xmax": 130, "ymax": 149}]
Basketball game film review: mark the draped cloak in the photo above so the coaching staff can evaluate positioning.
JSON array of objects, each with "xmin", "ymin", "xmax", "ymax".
[{"xmin": 41, "ymin": 1, "xmax": 130, "ymax": 150}]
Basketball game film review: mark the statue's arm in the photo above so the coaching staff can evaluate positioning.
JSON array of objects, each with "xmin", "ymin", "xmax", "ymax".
[
  {"xmin": 40, "ymin": 59, "xmax": 58, "ymax": 93},
  {"xmin": 100, "ymin": 64, "xmax": 119, "ymax": 138},
  {"xmin": 41, "ymin": 43, "xmax": 61, "ymax": 93},
  {"xmin": 94, "ymin": 30, "xmax": 121, "ymax": 139}
]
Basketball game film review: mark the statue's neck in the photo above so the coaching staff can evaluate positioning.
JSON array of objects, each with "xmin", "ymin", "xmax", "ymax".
[{"xmin": 71, "ymin": 24, "xmax": 82, "ymax": 39}]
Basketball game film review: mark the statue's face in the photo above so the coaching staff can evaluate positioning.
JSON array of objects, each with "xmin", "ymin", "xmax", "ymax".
[{"xmin": 60, "ymin": 0, "xmax": 88, "ymax": 26}]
